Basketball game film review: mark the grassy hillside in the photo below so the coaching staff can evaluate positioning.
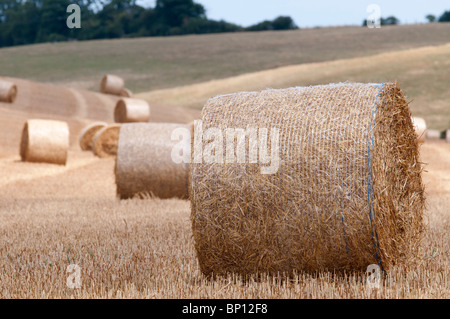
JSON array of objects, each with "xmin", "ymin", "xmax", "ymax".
[
  {"xmin": 0, "ymin": 23, "xmax": 450, "ymax": 93},
  {"xmin": 137, "ymin": 43, "xmax": 450, "ymax": 130}
]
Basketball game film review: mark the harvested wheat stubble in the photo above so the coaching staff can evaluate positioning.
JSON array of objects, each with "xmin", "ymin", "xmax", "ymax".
[
  {"xmin": 78, "ymin": 122, "xmax": 108, "ymax": 151},
  {"xmin": 114, "ymin": 98, "xmax": 151, "ymax": 123},
  {"xmin": 20, "ymin": 119, "xmax": 69, "ymax": 165},
  {"xmin": 115, "ymin": 122, "xmax": 192, "ymax": 199},
  {"xmin": 190, "ymin": 82, "xmax": 425, "ymax": 277},
  {"xmin": 100, "ymin": 74, "xmax": 125, "ymax": 96},
  {"xmin": 92, "ymin": 124, "xmax": 121, "ymax": 158},
  {"xmin": 412, "ymin": 117, "xmax": 427, "ymax": 143},
  {"xmin": 120, "ymin": 88, "xmax": 133, "ymax": 98},
  {"xmin": 0, "ymin": 79, "xmax": 17, "ymax": 103}
]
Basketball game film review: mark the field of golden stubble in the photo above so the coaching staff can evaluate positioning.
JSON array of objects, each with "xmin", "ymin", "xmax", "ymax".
[{"xmin": 0, "ymin": 140, "xmax": 448, "ymax": 299}]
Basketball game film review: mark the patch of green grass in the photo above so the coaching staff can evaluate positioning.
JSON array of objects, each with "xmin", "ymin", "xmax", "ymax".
[{"xmin": 1, "ymin": 24, "xmax": 450, "ymax": 93}]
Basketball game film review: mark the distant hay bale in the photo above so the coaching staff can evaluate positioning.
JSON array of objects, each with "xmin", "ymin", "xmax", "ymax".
[
  {"xmin": 100, "ymin": 74, "xmax": 125, "ymax": 96},
  {"xmin": 20, "ymin": 119, "xmax": 69, "ymax": 165},
  {"xmin": 412, "ymin": 117, "xmax": 426, "ymax": 143},
  {"xmin": 446, "ymin": 129, "xmax": 450, "ymax": 144},
  {"xmin": 190, "ymin": 82, "xmax": 425, "ymax": 277},
  {"xmin": 114, "ymin": 98, "xmax": 151, "ymax": 123},
  {"xmin": 120, "ymin": 88, "xmax": 133, "ymax": 98},
  {"xmin": 426, "ymin": 129, "xmax": 441, "ymax": 140},
  {"xmin": 78, "ymin": 122, "xmax": 107, "ymax": 151},
  {"xmin": 0, "ymin": 80, "xmax": 18, "ymax": 103},
  {"xmin": 115, "ymin": 122, "xmax": 192, "ymax": 199},
  {"xmin": 92, "ymin": 124, "xmax": 121, "ymax": 158}
]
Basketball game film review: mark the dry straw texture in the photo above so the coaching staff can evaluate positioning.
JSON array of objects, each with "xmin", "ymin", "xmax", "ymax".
[
  {"xmin": 190, "ymin": 82, "xmax": 425, "ymax": 278},
  {"xmin": 114, "ymin": 98, "xmax": 151, "ymax": 123},
  {"xmin": 20, "ymin": 119, "xmax": 69, "ymax": 165},
  {"xmin": 412, "ymin": 117, "xmax": 427, "ymax": 143},
  {"xmin": 0, "ymin": 79, "xmax": 17, "ymax": 103},
  {"xmin": 100, "ymin": 74, "xmax": 125, "ymax": 96},
  {"xmin": 78, "ymin": 122, "xmax": 107, "ymax": 151},
  {"xmin": 116, "ymin": 123, "xmax": 192, "ymax": 199},
  {"xmin": 92, "ymin": 124, "xmax": 121, "ymax": 158}
]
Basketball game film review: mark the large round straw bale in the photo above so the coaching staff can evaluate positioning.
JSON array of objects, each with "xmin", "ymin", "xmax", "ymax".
[
  {"xmin": 115, "ymin": 122, "xmax": 192, "ymax": 199},
  {"xmin": 426, "ymin": 129, "xmax": 440, "ymax": 140},
  {"xmin": 78, "ymin": 122, "xmax": 108, "ymax": 151},
  {"xmin": 20, "ymin": 119, "xmax": 69, "ymax": 165},
  {"xmin": 100, "ymin": 74, "xmax": 125, "ymax": 96},
  {"xmin": 120, "ymin": 88, "xmax": 133, "ymax": 98},
  {"xmin": 412, "ymin": 117, "xmax": 426, "ymax": 143},
  {"xmin": 0, "ymin": 80, "xmax": 18, "ymax": 103},
  {"xmin": 114, "ymin": 98, "xmax": 151, "ymax": 123},
  {"xmin": 190, "ymin": 82, "xmax": 425, "ymax": 277},
  {"xmin": 446, "ymin": 129, "xmax": 450, "ymax": 144},
  {"xmin": 92, "ymin": 124, "xmax": 121, "ymax": 158}
]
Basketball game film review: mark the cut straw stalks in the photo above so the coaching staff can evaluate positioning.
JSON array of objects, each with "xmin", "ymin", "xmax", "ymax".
[
  {"xmin": 100, "ymin": 74, "xmax": 125, "ymax": 96},
  {"xmin": 79, "ymin": 122, "xmax": 107, "ymax": 151},
  {"xmin": 92, "ymin": 124, "xmax": 121, "ymax": 158},
  {"xmin": 412, "ymin": 117, "xmax": 426, "ymax": 143},
  {"xmin": 190, "ymin": 82, "xmax": 425, "ymax": 278},
  {"xmin": 0, "ymin": 80, "xmax": 18, "ymax": 103},
  {"xmin": 114, "ymin": 98, "xmax": 151, "ymax": 123},
  {"xmin": 20, "ymin": 119, "xmax": 69, "ymax": 165},
  {"xmin": 115, "ymin": 122, "xmax": 192, "ymax": 199}
]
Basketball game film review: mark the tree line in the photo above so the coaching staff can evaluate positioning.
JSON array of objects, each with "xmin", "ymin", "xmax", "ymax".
[
  {"xmin": 0, "ymin": 0, "xmax": 298, "ymax": 48},
  {"xmin": 1, "ymin": 1, "xmax": 449, "ymax": 48},
  {"xmin": 363, "ymin": 10, "xmax": 450, "ymax": 26}
]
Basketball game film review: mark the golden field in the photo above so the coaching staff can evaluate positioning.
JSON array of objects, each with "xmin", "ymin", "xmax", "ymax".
[{"xmin": 0, "ymin": 24, "xmax": 449, "ymax": 298}]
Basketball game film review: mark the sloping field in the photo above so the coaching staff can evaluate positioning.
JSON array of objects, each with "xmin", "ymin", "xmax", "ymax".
[
  {"xmin": 0, "ymin": 73, "xmax": 449, "ymax": 298},
  {"xmin": 0, "ymin": 77, "xmax": 200, "ymax": 158},
  {"xmin": 0, "ymin": 24, "xmax": 449, "ymax": 298},
  {"xmin": 0, "ymin": 24, "xmax": 450, "ymax": 92},
  {"xmin": 137, "ymin": 43, "xmax": 450, "ymax": 130}
]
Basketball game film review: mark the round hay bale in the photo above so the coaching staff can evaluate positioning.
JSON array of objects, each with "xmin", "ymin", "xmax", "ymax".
[
  {"xmin": 115, "ymin": 122, "xmax": 192, "ymax": 199},
  {"xmin": 114, "ymin": 98, "xmax": 151, "ymax": 123},
  {"xmin": 78, "ymin": 122, "xmax": 108, "ymax": 151},
  {"xmin": 100, "ymin": 74, "xmax": 125, "ymax": 96},
  {"xmin": 446, "ymin": 129, "xmax": 450, "ymax": 144},
  {"xmin": 412, "ymin": 117, "xmax": 426, "ymax": 143},
  {"xmin": 92, "ymin": 124, "xmax": 121, "ymax": 158},
  {"xmin": 20, "ymin": 119, "xmax": 69, "ymax": 165},
  {"xmin": 190, "ymin": 82, "xmax": 425, "ymax": 277},
  {"xmin": 0, "ymin": 80, "xmax": 18, "ymax": 103},
  {"xmin": 426, "ymin": 129, "xmax": 441, "ymax": 140},
  {"xmin": 120, "ymin": 88, "xmax": 133, "ymax": 98}
]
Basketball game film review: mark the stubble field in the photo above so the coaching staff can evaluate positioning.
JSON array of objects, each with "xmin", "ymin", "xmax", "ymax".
[{"xmin": 0, "ymin": 24, "xmax": 449, "ymax": 298}]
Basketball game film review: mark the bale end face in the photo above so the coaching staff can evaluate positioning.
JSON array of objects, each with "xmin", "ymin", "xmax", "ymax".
[
  {"xmin": 120, "ymin": 88, "xmax": 133, "ymax": 98},
  {"xmin": 78, "ymin": 122, "xmax": 108, "ymax": 151},
  {"xmin": 190, "ymin": 82, "xmax": 425, "ymax": 277},
  {"xmin": 0, "ymin": 80, "xmax": 18, "ymax": 103},
  {"xmin": 114, "ymin": 98, "xmax": 151, "ymax": 123},
  {"xmin": 100, "ymin": 74, "xmax": 125, "ymax": 96},
  {"xmin": 20, "ymin": 119, "xmax": 69, "ymax": 165},
  {"xmin": 92, "ymin": 124, "xmax": 121, "ymax": 158}
]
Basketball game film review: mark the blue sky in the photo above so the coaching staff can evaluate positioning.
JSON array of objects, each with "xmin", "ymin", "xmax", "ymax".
[{"xmin": 136, "ymin": 0, "xmax": 450, "ymax": 28}]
